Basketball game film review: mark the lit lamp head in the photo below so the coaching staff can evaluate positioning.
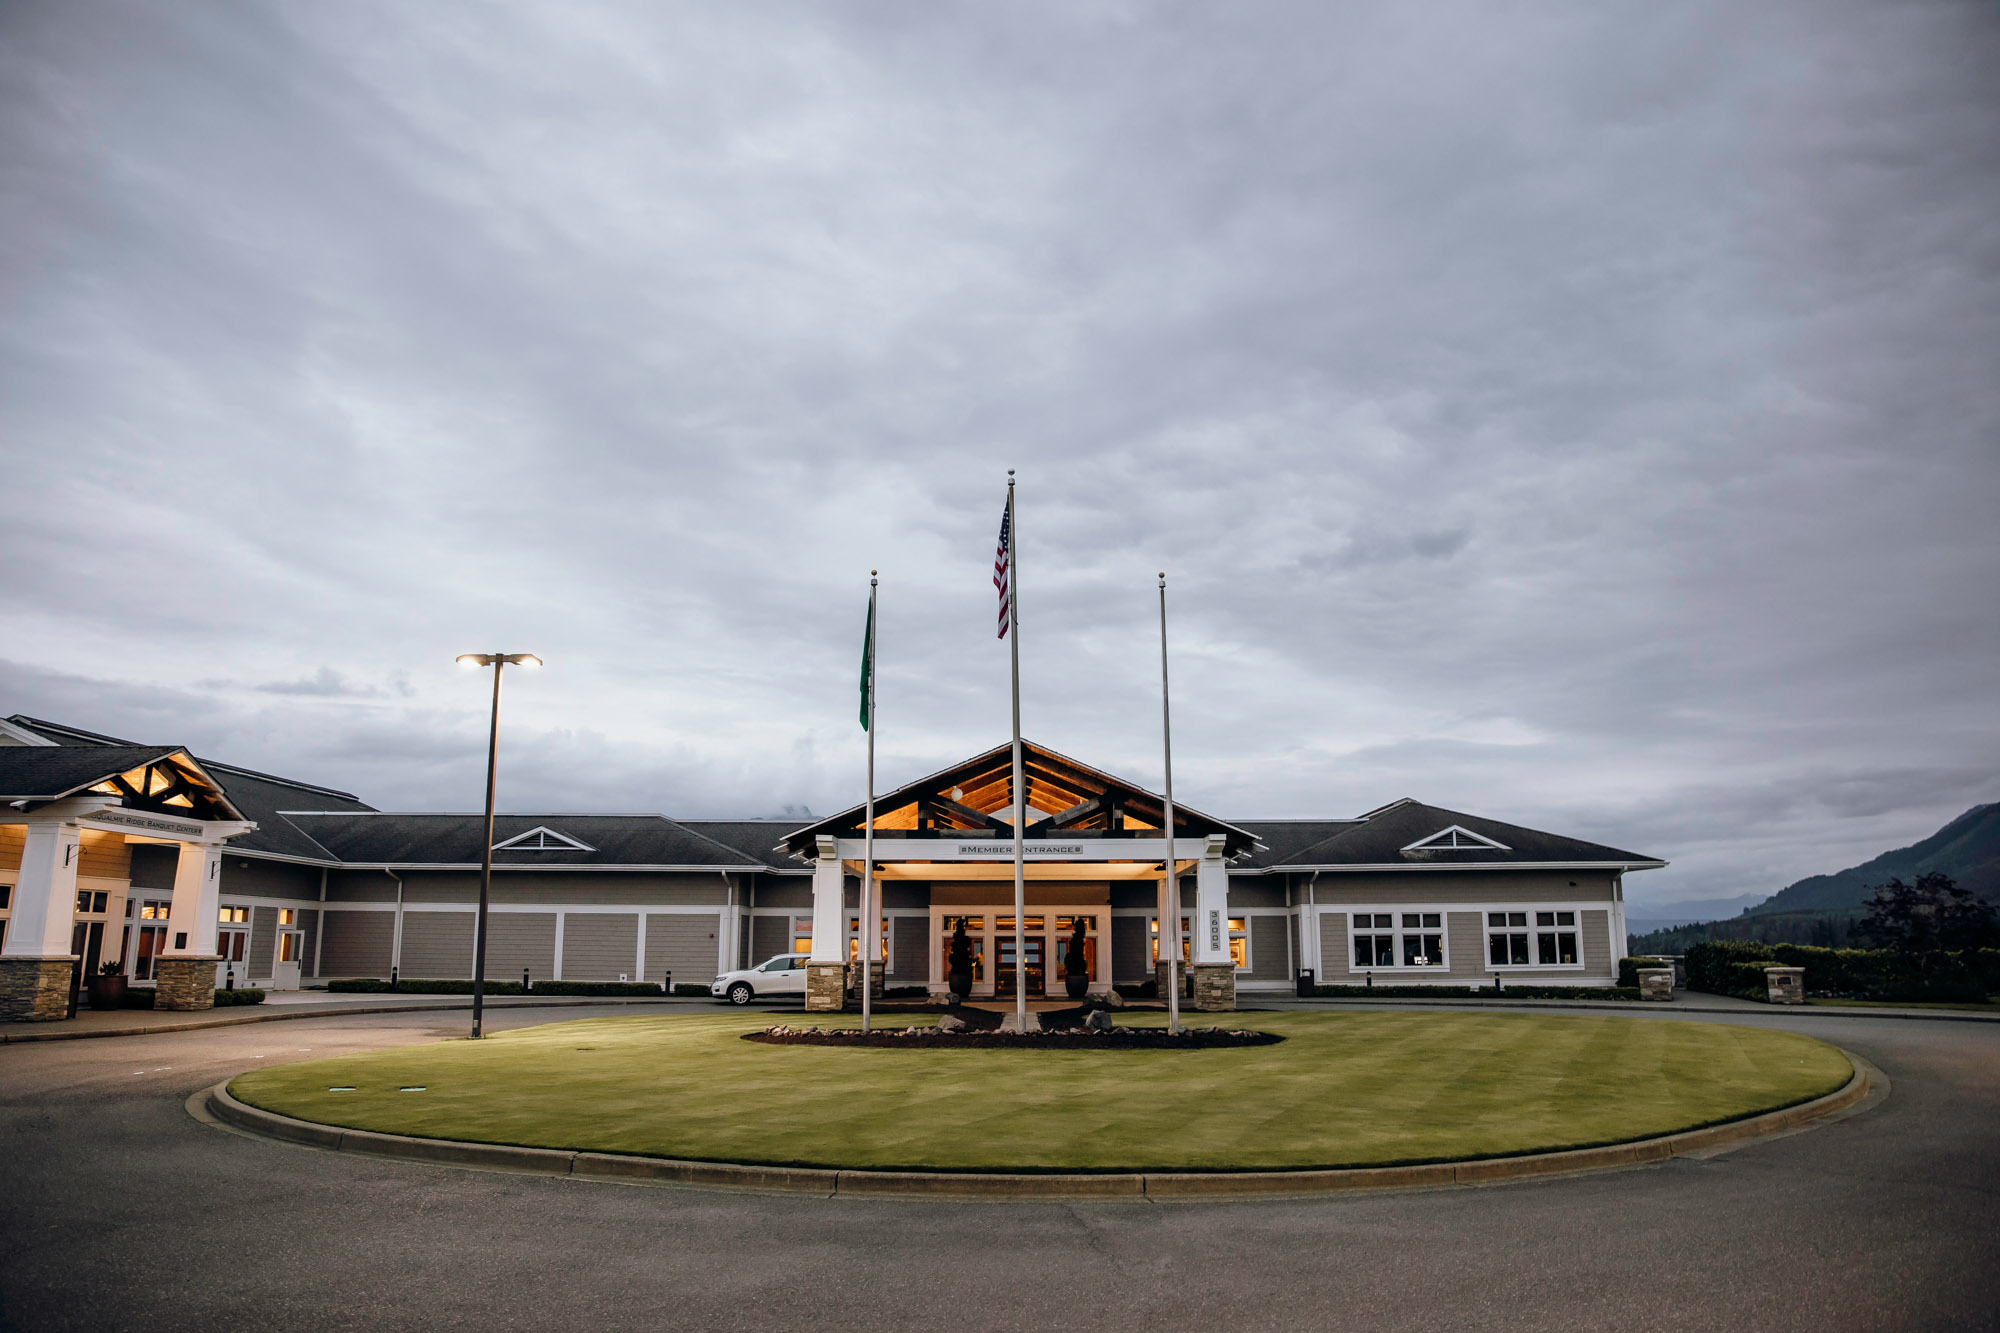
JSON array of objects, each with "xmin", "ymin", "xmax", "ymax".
[{"xmin": 456, "ymin": 653, "xmax": 542, "ymax": 668}]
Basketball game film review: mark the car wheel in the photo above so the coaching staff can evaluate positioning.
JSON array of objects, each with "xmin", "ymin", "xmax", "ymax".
[{"xmin": 727, "ymin": 982, "xmax": 753, "ymax": 1006}]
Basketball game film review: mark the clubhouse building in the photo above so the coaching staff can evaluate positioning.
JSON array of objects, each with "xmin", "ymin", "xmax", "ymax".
[{"xmin": 0, "ymin": 713, "xmax": 1664, "ymax": 1020}]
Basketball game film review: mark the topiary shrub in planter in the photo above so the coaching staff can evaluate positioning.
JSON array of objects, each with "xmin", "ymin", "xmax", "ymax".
[
  {"xmin": 88, "ymin": 959, "xmax": 128, "ymax": 1011},
  {"xmin": 946, "ymin": 917, "xmax": 975, "ymax": 1002},
  {"xmin": 1062, "ymin": 918, "xmax": 1091, "ymax": 1000}
]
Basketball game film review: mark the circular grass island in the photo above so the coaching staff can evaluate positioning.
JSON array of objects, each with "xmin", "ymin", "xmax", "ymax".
[{"xmin": 227, "ymin": 1010, "xmax": 1853, "ymax": 1173}]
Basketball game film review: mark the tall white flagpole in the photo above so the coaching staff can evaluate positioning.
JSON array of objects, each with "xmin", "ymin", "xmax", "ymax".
[
  {"xmin": 861, "ymin": 571, "xmax": 878, "ymax": 1034},
  {"xmin": 1007, "ymin": 472, "xmax": 1028, "ymax": 1033},
  {"xmin": 1159, "ymin": 571, "xmax": 1181, "ymax": 1035}
]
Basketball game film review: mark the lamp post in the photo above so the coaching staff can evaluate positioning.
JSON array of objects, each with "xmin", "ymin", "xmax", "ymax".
[{"xmin": 456, "ymin": 652, "xmax": 542, "ymax": 1038}]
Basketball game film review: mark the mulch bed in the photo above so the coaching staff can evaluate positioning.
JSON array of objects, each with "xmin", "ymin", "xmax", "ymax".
[{"xmin": 745, "ymin": 1022, "xmax": 1283, "ymax": 1050}]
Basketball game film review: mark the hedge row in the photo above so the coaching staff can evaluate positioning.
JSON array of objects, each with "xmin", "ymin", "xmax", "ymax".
[
  {"xmin": 1617, "ymin": 956, "xmax": 1669, "ymax": 988},
  {"xmin": 212, "ymin": 988, "xmax": 266, "ymax": 1006},
  {"xmin": 1310, "ymin": 984, "xmax": 1641, "ymax": 1001},
  {"xmin": 325, "ymin": 978, "xmax": 680, "ymax": 997},
  {"xmin": 1685, "ymin": 941, "xmax": 2000, "ymax": 1003}
]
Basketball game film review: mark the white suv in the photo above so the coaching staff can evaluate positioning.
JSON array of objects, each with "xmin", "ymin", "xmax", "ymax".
[{"xmin": 711, "ymin": 953, "xmax": 810, "ymax": 1006}]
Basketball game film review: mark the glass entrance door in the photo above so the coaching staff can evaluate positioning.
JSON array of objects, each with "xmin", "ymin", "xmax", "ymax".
[{"xmin": 993, "ymin": 920, "xmax": 1045, "ymax": 998}]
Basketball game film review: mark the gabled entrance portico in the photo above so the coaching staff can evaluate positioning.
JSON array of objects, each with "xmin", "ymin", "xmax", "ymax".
[
  {"xmin": 0, "ymin": 747, "xmax": 254, "ymax": 1020},
  {"xmin": 783, "ymin": 741, "xmax": 1261, "ymax": 1011}
]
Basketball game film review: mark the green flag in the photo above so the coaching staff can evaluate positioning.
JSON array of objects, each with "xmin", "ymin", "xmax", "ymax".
[{"xmin": 858, "ymin": 597, "xmax": 874, "ymax": 731}]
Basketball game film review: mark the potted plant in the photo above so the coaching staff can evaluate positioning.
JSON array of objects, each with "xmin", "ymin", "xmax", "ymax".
[
  {"xmin": 1063, "ymin": 918, "xmax": 1091, "ymax": 1000},
  {"xmin": 946, "ymin": 917, "xmax": 975, "ymax": 1003},
  {"xmin": 88, "ymin": 958, "xmax": 128, "ymax": 1011}
]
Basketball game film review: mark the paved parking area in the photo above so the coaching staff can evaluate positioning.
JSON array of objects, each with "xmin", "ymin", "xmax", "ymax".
[{"xmin": 2, "ymin": 1003, "xmax": 1995, "ymax": 1331}]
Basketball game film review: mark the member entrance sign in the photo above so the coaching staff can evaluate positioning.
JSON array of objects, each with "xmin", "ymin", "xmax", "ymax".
[{"xmin": 831, "ymin": 838, "xmax": 1210, "ymax": 861}]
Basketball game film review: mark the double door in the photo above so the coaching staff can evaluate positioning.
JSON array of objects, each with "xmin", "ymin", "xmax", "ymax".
[{"xmin": 992, "ymin": 931, "xmax": 1046, "ymax": 998}]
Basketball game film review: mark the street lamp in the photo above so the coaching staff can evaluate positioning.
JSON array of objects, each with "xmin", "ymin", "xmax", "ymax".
[{"xmin": 457, "ymin": 652, "xmax": 542, "ymax": 1038}]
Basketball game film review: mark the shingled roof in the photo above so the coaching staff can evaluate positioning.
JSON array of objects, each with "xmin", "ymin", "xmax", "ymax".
[
  {"xmin": 279, "ymin": 812, "xmax": 768, "ymax": 869},
  {"xmin": 1262, "ymin": 798, "xmax": 1662, "ymax": 870}
]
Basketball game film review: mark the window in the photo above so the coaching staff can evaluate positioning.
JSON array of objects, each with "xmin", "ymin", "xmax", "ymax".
[
  {"xmin": 1351, "ymin": 912, "xmax": 1445, "ymax": 969},
  {"xmin": 278, "ymin": 933, "xmax": 300, "ymax": 963},
  {"xmin": 1227, "ymin": 917, "xmax": 1248, "ymax": 969},
  {"xmin": 1401, "ymin": 913, "xmax": 1443, "ymax": 966},
  {"xmin": 218, "ymin": 906, "xmax": 249, "ymax": 924},
  {"xmin": 1352, "ymin": 913, "xmax": 1395, "ymax": 967},
  {"xmin": 277, "ymin": 909, "xmax": 296, "ymax": 927},
  {"xmin": 1537, "ymin": 911, "xmax": 1579, "ymax": 965},
  {"xmin": 74, "ymin": 890, "xmax": 108, "ymax": 914},
  {"xmin": 218, "ymin": 930, "xmax": 247, "ymax": 963},
  {"xmin": 1149, "ymin": 917, "xmax": 1189, "ymax": 965},
  {"xmin": 1487, "ymin": 912, "xmax": 1530, "ymax": 966},
  {"xmin": 1, "ymin": 884, "xmax": 11, "ymax": 909},
  {"xmin": 941, "ymin": 916, "xmax": 986, "ymax": 981},
  {"xmin": 846, "ymin": 916, "xmax": 888, "ymax": 965},
  {"xmin": 138, "ymin": 902, "xmax": 171, "ymax": 920}
]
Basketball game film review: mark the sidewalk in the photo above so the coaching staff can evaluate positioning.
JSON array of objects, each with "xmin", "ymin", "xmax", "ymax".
[{"xmin": 0, "ymin": 993, "xmax": 716, "ymax": 1043}]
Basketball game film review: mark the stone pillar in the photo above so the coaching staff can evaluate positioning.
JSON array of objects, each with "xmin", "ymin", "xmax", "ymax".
[
  {"xmin": 1638, "ymin": 968, "xmax": 1675, "ymax": 1001},
  {"xmin": 155, "ymin": 956, "xmax": 219, "ymax": 1011},
  {"xmin": 1764, "ymin": 966, "xmax": 1805, "ymax": 1005},
  {"xmin": 0, "ymin": 819, "xmax": 84, "ymax": 1021},
  {"xmin": 1189, "ymin": 835, "xmax": 1235, "ymax": 1011},
  {"xmin": 1191, "ymin": 963, "xmax": 1236, "ymax": 1011},
  {"xmin": 806, "ymin": 836, "xmax": 847, "ymax": 1011},
  {"xmin": 164, "ymin": 841, "xmax": 223, "ymax": 960},
  {"xmin": 848, "ymin": 960, "xmax": 884, "ymax": 1001}
]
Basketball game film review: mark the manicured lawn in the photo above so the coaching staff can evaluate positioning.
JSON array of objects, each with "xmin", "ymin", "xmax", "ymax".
[{"xmin": 228, "ymin": 1010, "xmax": 1853, "ymax": 1172}]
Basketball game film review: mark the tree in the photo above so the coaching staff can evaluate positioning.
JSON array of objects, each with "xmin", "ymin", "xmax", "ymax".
[{"xmin": 1855, "ymin": 873, "xmax": 1999, "ymax": 952}]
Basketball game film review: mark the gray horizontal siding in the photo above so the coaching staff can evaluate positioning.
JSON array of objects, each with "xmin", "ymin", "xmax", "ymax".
[
  {"xmin": 400, "ymin": 911, "xmax": 473, "ymax": 978},
  {"xmin": 646, "ymin": 913, "xmax": 719, "ymax": 988},
  {"xmin": 319, "ymin": 911, "xmax": 395, "ymax": 977},
  {"xmin": 892, "ymin": 918, "xmax": 927, "ymax": 979},
  {"xmin": 750, "ymin": 916, "xmax": 790, "ymax": 965},
  {"xmin": 1248, "ymin": 915, "xmax": 1289, "ymax": 981},
  {"xmin": 1319, "ymin": 912, "xmax": 1347, "ymax": 975},
  {"xmin": 300, "ymin": 909, "xmax": 321, "ymax": 979},
  {"xmin": 1112, "ymin": 916, "xmax": 1148, "ymax": 982},
  {"xmin": 485, "ymin": 913, "xmax": 557, "ymax": 982},
  {"xmin": 563, "ymin": 913, "xmax": 639, "ymax": 980}
]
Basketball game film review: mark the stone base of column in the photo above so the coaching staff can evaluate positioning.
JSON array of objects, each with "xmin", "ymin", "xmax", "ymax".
[
  {"xmin": 1190, "ymin": 963, "xmax": 1237, "ymax": 1011},
  {"xmin": 0, "ymin": 957, "xmax": 79, "ymax": 1022},
  {"xmin": 805, "ymin": 962, "xmax": 847, "ymax": 1012},
  {"xmin": 847, "ymin": 960, "xmax": 884, "ymax": 1001},
  {"xmin": 155, "ymin": 957, "xmax": 220, "ymax": 1011},
  {"xmin": 1154, "ymin": 962, "xmax": 1188, "ymax": 1000}
]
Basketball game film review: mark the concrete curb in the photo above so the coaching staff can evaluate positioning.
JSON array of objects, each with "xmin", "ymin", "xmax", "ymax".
[
  {"xmin": 0, "ymin": 996, "xmax": 695, "ymax": 1043},
  {"xmin": 199, "ymin": 1052, "xmax": 1872, "ymax": 1201}
]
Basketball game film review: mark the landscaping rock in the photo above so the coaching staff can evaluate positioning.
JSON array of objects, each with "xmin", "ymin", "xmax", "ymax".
[
  {"xmin": 936, "ymin": 1013, "xmax": 970, "ymax": 1034},
  {"xmin": 1084, "ymin": 1009, "xmax": 1114, "ymax": 1033},
  {"xmin": 1102, "ymin": 989, "xmax": 1125, "ymax": 1010},
  {"xmin": 998, "ymin": 1011, "xmax": 1042, "ymax": 1034}
]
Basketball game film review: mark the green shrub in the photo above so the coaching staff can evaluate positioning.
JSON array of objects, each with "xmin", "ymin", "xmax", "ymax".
[
  {"xmin": 212, "ymin": 988, "xmax": 265, "ymax": 1006},
  {"xmin": 120, "ymin": 988, "xmax": 157, "ymax": 1009},
  {"xmin": 1687, "ymin": 940, "xmax": 1990, "ymax": 1002},
  {"xmin": 529, "ymin": 981, "xmax": 664, "ymax": 996},
  {"xmin": 1311, "ymin": 984, "xmax": 1640, "ymax": 1001},
  {"xmin": 326, "ymin": 978, "xmax": 394, "ymax": 992},
  {"xmin": 1618, "ymin": 957, "xmax": 1668, "ymax": 988},
  {"xmin": 672, "ymin": 983, "xmax": 713, "ymax": 996}
]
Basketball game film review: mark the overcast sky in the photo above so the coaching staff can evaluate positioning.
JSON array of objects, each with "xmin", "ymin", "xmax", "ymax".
[{"xmin": 3, "ymin": 1, "xmax": 1996, "ymax": 910}]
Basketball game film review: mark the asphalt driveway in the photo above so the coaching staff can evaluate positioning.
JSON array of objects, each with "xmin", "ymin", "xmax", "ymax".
[{"xmin": 1, "ymin": 1003, "xmax": 1994, "ymax": 1332}]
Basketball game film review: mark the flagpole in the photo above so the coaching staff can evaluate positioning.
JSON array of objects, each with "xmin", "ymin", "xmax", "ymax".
[
  {"xmin": 1007, "ymin": 472, "xmax": 1027, "ymax": 1033},
  {"xmin": 1159, "ymin": 571, "xmax": 1181, "ymax": 1035},
  {"xmin": 861, "ymin": 572, "xmax": 878, "ymax": 1034}
]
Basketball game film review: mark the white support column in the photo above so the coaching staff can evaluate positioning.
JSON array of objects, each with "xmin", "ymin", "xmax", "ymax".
[
  {"xmin": 805, "ymin": 836, "xmax": 847, "ymax": 1011},
  {"xmin": 1191, "ymin": 835, "xmax": 1231, "ymax": 966},
  {"xmin": 1, "ymin": 820, "xmax": 82, "ymax": 959},
  {"xmin": 163, "ymin": 841, "xmax": 223, "ymax": 957},
  {"xmin": 808, "ymin": 837, "xmax": 846, "ymax": 963}
]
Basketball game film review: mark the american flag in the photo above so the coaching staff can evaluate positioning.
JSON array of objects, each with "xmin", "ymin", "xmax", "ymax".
[{"xmin": 993, "ymin": 500, "xmax": 1012, "ymax": 639}]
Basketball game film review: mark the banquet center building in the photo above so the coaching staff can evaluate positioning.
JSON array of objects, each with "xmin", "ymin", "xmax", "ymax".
[{"xmin": 0, "ymin": 713, "xmax": 1664, "ymax": 1019}]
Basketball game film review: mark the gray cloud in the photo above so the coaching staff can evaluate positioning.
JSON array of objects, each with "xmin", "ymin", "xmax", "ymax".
[{"xmin": 2, "ymin": 0, "xmax": 1996, "ymax": 906}]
